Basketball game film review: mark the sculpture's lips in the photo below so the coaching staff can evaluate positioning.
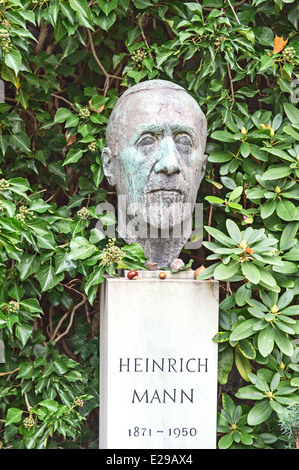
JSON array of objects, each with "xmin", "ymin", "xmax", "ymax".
[{"xmin": 146, "ymin": 188, "xmax": 184, "ymax": 194}]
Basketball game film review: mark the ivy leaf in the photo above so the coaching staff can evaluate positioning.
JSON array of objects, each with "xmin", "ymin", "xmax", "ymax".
[
  {"xmin": 84, "ymin": 265, "xmax": 105, "ymax": 303},
  {"xmin": 20, "ymin": 298, "xmax": 43, "ymax": 314},
  {"xmin": 15, "ymin": 323, "xmax": 33, "ymax": 347},
  {"xmin": 54, "ymin": 107, "xmax": 74, "ymax": 123},
  {"xmin": 69, "ymin": 0, "xmax": 90, "ymax": 17},
  {"xmin": 69, "ymin": 236, "xmax": 96, "ymax": 260},
  {"xmin": 1, "ymin": 63, "xmax": 18, "ymax": 86},
  {"xmin": 10, "ymin": 133, "xmax": 31, "ymax": 153},
  {"xmin": 133, "ymin": 0, "xmax": 152, "ymax": 9},
  {"xmin": 55, "ymin": 251, "xmax": 78, "ymax": 275},
  {"xmin": 0, "ymin": 132, "xmax": 10, "ymax": 156},
  {"xmin": 5, "ymin": 408, "xmax": 23, "ymax": 426},
  {"xmin": 63, "ymin": 148, "xmax": 83, "ymax": 166},
  {"xmin": 35, "ymin": 265, "xmax": 64, "ymax": 292},
  {"xmin": 36, "ymin": 232, "xmax": 56, "ymax": 251},
  {"xmin": 91, "ymin": 163, "xmax": 104, "ymax": 187},
  {"xmin": 16, "ymin": 259, "xmax": 37, "ymax": 285},
  {"xmin": 29, "ymin": 199, "xmax": 51, "ymax": 213},
  {"xmin": 16, "ymin": 89, "xmax": 29, "ymax": 109},
  {"xmin": 17, "ymin": 362, "xmax": 34, "ymax": 379},
  {"xmin": 97, "ymin": 0, "xmax": 118, "ymax": 15},
  {"xmin": 25, "ymin": 422, "xmax": 48, "ymax": 449},
  {"xmin": 4, "ymin": 49, "xmax": 22, "ymax": 76},
  {"xmin": 94, "ymin": 12, "xmax": 116, "ymax": 31},
  {"xmin": 38, "ymin": 399, "xmax": 59, "ymax": 412},
  {"xmin": 259, "ymin": 54, "xmax": 275, "ymax": 72}
]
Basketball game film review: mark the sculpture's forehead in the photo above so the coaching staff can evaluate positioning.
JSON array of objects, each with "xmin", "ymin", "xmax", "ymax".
[
  {"xmin": 118, "ymin": 89, "xmax": 200, "ymax": 124},
  {"xmin": 108, "ymin": 89, "xmax": 205, "ymax": 142}
]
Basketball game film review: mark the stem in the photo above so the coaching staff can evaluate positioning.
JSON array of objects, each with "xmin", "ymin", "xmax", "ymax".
[
  {"xmin": 35, "ymin": 19, "xmax": 48, "ymax": 55},
  {"xmin": 51, "ymin": 93, "xmax": 77, "ymax": 112},
  {"xmin": 49, "ymin": 296, "xmax": 87, "ymax": 343},
  {"xmin": 28, "ymin": 188, "xmax": 47, "ymax": 199},
  {"xmin": 226, "ymin": 60, "xmax": 235, "ymax": 107},
  {"xmin": 137, "ymin": 13, "xmax": 151, "ymax": 53},
  {"xmin": 87, "ymin": 29, "xmax": 122, "ymax": 96},
  {"xmin": 24, "ymin": 391, "xmax": 32, "ymax": 411},
  {"xmin": 226, "ymin": 0, "xmax": 241, "ymax": 24},
  {"xmin": 0, "ymin": 367, "xmax": 19, "ymax": 377}
]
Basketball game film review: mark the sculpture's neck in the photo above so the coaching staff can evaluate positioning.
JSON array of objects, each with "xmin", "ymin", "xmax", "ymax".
[{"xmin": 140, "ymin": 236, "xmax": 185, "ymax": 268}]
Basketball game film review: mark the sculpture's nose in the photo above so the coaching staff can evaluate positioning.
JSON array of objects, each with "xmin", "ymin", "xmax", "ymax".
[{"xmin": 154, "ymin": 137, "xmax": 181, "ymax": 175}]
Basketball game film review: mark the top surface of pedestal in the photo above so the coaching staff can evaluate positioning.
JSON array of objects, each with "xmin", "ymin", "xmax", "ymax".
[{"xmin": 118, "ymin": 269, "xmax": 218, "ymax": 281}]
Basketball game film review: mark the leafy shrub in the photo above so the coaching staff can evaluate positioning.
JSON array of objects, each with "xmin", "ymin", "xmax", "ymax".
[{"xmin": 0, "ymin": 0, "xmax": 298, "ymax": 449}]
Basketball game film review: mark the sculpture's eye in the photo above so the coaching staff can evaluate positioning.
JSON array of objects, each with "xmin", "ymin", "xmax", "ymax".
[
  {"xmin": 175, "ymin": 134, "xmax": 192, "ymax": 148},
  {"xmin": 137, "ymin": 135, "xmax": 156, "ymax": 147}
]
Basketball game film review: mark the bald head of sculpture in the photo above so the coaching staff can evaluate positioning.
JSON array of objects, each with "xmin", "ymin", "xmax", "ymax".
[{"xmin": 102, "ymin": 80, "xmax": 207, "ymax": 265}]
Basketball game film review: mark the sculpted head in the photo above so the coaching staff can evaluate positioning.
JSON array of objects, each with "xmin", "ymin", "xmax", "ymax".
[{"xmin": 102, "ymin": 80, "xmax": 207, "ymax": 266}]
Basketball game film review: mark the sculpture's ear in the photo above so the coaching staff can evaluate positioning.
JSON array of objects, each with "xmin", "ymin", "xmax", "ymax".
[
  {"xmin": 102, "ymin": 147, "xmax": 116, "ymax": 186},
  {"xmin": 201, "ymin": 154, "xmax": 208, "ymax": 180}
]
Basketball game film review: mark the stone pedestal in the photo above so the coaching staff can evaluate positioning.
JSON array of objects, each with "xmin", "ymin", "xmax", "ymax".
[{"xmin": 99, "ymin": 271, "xmax": 219, "ymax": 449}]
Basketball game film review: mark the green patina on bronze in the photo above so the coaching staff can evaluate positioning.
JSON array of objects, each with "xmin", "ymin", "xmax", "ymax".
[{"xmin": 102, "ymin": 80, "xmax": 207, "ymax": 267}]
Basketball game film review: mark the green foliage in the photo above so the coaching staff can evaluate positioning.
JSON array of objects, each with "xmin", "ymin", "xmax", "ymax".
[
  {"xmin": 0, "ymin": 0, "xmax": 298, "ymax": 449},
  {"xmin": 278, "ymin": 403, "xmax": 299, "ymax": 448}
]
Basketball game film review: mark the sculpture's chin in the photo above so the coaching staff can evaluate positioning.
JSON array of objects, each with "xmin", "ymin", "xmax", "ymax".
[
  {"xmin": 142, "ymin": 190, "xmax": 184, "ymax": 226},
  {"xmin": 143, "ymin": 212, "xmax": 187, "ymax": 231}
]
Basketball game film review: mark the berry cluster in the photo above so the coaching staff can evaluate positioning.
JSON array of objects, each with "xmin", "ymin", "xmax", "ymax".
[
  {"xmin": 15, "ymin": 205, "xmax": 35, "ymax": 223},
  {"xmin": 74, "ymin": 397, "xmax": 84, "ymax": 407},
  {"xmin": 0, "ymin": 28, "xmax": 11, "ymax": 53},
  {"xmin": 23, "ymin": 415, "xmax": 34, "ymax": 429},
  {"xmin": 1, "ymin": 20, "xmax": 10, "ymax": 29},
  {"xmin": 6, "ymin": 300, "xmax": 20, "ymax": 314},
  {"xmin": 282, "ymin": 46, "xmax": 297, "ymax": 64},
  {"xmin": 78, "ymin": 107, "xmax": 90, "ymax": 119},
  {"xmin": 101, "ymin": 239, "xmax": 125, "ymax": 267},
  {"xmin": 0, "ymin": 200, "xmax": 4, "ymax": 212},
  {"xmin": 214, "ymin": 36, "xmax": 226, "ymax": 49},
  {"xmin": 77, "ymin": 206, "xmax": 90, "ymax": 220},
  {"xmin": 88, "ymin": 142, "xmax": 97, "ymax": 152},
  {"xmin": 132, "ymin": 48, "xmax": 148, "ymax": 64},
  {"xmin": 283, "ymin": 46, "xmax": 295, "ymax": 59},
  {"xmin": 0, "ymin": 179, "xmax": 9, "ymax": 191},
  {"xmin": 7, "ymin": 267, "xmax": 17, "ymax": 280}
]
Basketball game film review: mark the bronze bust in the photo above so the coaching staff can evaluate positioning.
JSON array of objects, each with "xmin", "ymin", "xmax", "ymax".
[{"xmin": 102, "ymin": 80, "xmax": 207, "ymax": 268}]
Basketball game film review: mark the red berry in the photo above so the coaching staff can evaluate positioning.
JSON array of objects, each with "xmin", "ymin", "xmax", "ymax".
[{"xmin": 127, "ymin": 270, "xmax": 138, "ymax": 280}]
